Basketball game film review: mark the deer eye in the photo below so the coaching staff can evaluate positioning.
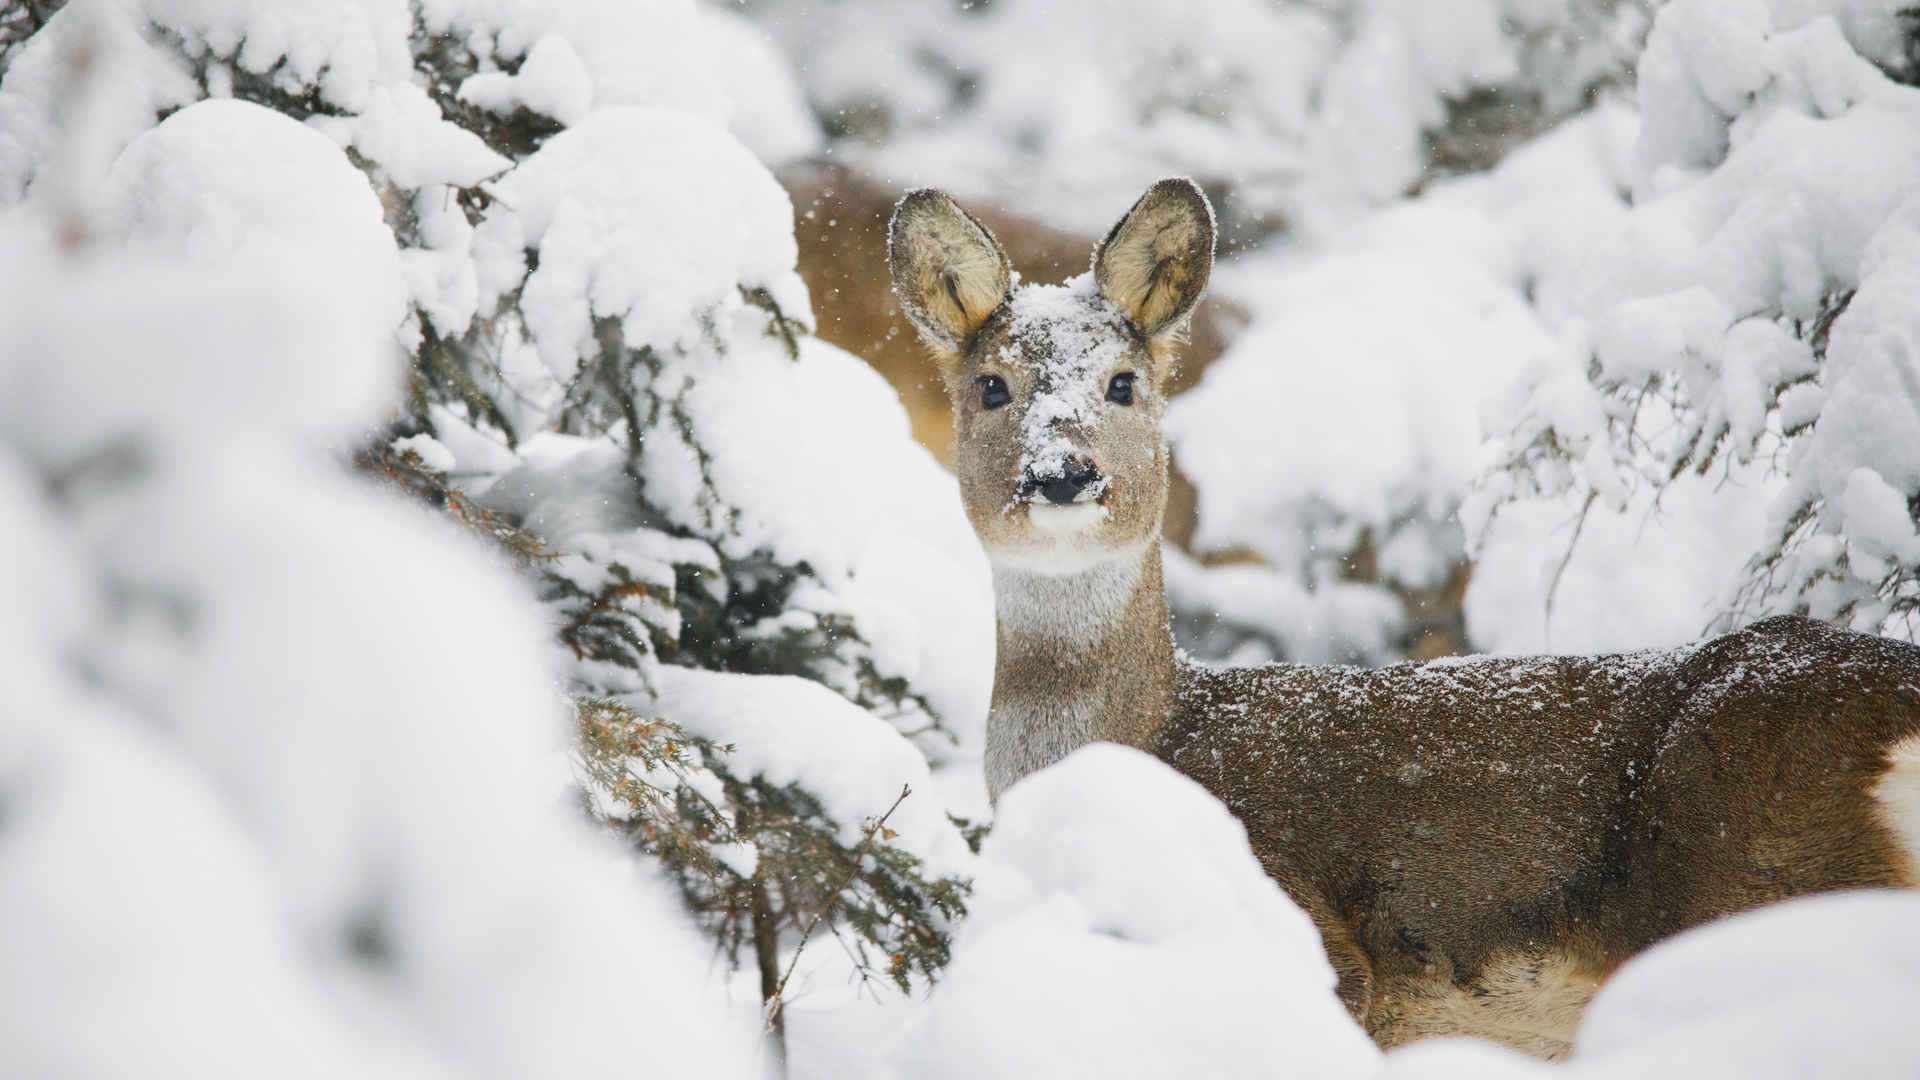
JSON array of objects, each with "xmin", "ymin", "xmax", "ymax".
[
  {"xmin": 1107, "ymin": 372, "xmax": 1136, "ymax": 406},
  {"xmin": 978, "ymin": 374, "xmax": 1010, "ymax": 410}
]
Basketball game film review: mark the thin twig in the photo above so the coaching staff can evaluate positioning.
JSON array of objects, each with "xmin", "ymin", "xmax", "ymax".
[
  {"xmin": 762, "ymin": 784, "xmax": 911, "ymax": 1032},
  {"xmin": 1544, "ymin": 490, "xmax": 1598, "ymax": 650}
]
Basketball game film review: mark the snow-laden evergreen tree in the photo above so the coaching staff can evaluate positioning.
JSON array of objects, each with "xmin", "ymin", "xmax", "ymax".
[
  {"xmin": 0, "ymin": 8, "xmax": 761, "ymax": 1075},
  {"xmin": 1474, "ymin": 0, "xmax": 1920, "ymax": 642},
  {"xmin": 0, "ymin": 0, "xmax": 993, "ymax": 1059}
]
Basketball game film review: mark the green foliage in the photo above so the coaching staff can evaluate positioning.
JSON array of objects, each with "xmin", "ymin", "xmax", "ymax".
[{"xmin": 575, "ymin": 698, "xmax": 966, "ymax": 1002}]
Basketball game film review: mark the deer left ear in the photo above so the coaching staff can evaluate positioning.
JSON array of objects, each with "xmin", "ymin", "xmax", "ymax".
[
  {"xmin": 888, "ymin": 188, "xmax": 1013, "ymax": 360},
  {"xmin": 1093, "ymin": 178, "xmax": 1215, "ymax": 341}
]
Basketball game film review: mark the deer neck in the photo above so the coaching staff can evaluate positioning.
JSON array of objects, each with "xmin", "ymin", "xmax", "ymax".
[{"xmin": 984, "ymin": 539, "xmax": 1177, "ymax": 802}]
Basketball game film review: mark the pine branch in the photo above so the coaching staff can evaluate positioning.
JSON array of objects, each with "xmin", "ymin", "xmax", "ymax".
[{"xmin": 762, "ymin": 784, "xmax": 912, "ymax": 1033}]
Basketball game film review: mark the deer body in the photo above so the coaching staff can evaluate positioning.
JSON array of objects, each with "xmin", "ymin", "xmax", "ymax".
[{"xmin": 889, "ymin": 180, "xmax": 1920, "ymax": 1058}]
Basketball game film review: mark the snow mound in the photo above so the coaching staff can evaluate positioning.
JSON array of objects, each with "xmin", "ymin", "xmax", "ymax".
[
  {"xmin": 0, "ymin": 0, "xmax": 419, "ymax": 201},
  {"xmin": 1378, "ymin": 890, "xmax": 1920, "ymax": 1079},
  {"xmin": 897, "ymin": 744, "xmax": 1378, "ymax": 1080},
  {"xmin": 1575, "ymin": 889, "xmax": 1920, "ymax": 1063}
]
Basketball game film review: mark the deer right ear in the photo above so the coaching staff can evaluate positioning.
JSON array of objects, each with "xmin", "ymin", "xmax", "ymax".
[
  {"xmin": 888, "ymin": 189, "xmax": 1013, "ymax": 358},
  {"xmin": 1094, "ymin": 178, "xmax": 1215, "ymax": 341}
]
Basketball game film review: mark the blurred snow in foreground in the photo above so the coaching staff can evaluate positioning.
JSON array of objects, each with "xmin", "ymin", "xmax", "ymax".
[
  {"xmin": 0, "ymin": 55, "xmax": 756, "ymax": 1080},
  {"xmin": 894, "ymin": 746, "xmax": 1380, "ymax": 1080}
]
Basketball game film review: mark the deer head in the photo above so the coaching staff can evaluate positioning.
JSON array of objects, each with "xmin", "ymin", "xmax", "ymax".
[{"xmin": 888, "ymin": 179, "xmax": 1215, "ymax": 575}]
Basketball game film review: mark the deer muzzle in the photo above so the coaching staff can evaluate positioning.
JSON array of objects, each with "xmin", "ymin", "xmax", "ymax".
[{"xmin": 1021, "ymin": 453, "xmax": 1102, "ymax": 505}]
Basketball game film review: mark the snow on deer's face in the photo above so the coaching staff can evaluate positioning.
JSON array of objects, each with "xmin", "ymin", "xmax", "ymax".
[
  {"xmin": 951, "ymin": 277, "xmax": 1170, "ymax": 571},
  {"xmin": 888, "ymin": 179, "xmax": 1214, "ymax": 574}
]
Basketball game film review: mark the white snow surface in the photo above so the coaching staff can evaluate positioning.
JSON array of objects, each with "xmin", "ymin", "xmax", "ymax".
[
  {"xmin": 891, "ymin": 745, "xmax": 1380, "ymax": 1080},
  {"xmin": 0, "ymin": 0, "xmax": 415, "ymax": 200},
  {"xmin": 457, "ymin": 33, "xmax": 594, "ymax": 126},
  {"xmin": 0, "ymin": 0, "xmax": 818, "ymax": 234},
  {"xmin": 338, "ymin": 81, "xmax": 511, "ymax": 191},
  {"xmin": 0, "ymin": 100, "xmax": 407, "ymax": 463}
]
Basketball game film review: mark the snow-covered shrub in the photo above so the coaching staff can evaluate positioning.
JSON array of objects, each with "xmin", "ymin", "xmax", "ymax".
[
  {"xmin": 0, "ymin": 21, "xmax": 757, "ymax": 1078},
  {"xmin": 739, "ymin": 0, "xmax": 1650, "ymax": 238},
  {"xmin": 1176, "ymin": 0, "xmax": 1920, "ymax": 657},
  {"xmin": 1165, "ymin": 103, "xmax": 1641, "ymax": 663},
  {"xmin": 0, "ymin": 0, "xmax": 994, "ymax": 1052},
  {"xmin": 391, "ymin": 65, "xmax": 991, "ymax": 1032},
  {"xmin": 1474, "ymin": 0, "xmax": 1920, "ymax": 644}
]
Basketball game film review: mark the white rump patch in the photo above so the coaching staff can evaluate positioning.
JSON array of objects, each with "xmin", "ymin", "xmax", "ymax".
[{"xmin": 1874, "ymin": 733, "xmax": 1920, "ymax": 882}]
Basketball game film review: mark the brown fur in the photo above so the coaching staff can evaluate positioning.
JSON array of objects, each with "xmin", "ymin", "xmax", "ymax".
[
  {"xmin": 1167, "ymin": 616, "xmax": 1920, "ymax": 1052},
  {"xmin": 890, "ymin": 179, "xmax": 1920, "ymax": 1058}
]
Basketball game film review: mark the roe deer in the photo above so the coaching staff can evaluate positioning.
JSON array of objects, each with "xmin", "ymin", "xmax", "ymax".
[{"xmin": 888, "ymin": 178, "xmax": 1920, "ymax": 1059}]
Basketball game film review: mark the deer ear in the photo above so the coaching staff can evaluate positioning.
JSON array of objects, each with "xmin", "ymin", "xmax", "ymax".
[
  {"xmin": 888, "ymin": 189, "xmax": 1013, "ymax": 357},
  {"xmin": 1094, "ymin": 178, "xmax": 1215, "ymax": 340}
]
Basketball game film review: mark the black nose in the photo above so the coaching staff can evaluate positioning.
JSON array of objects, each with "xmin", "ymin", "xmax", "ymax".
[{"xmin": 1030, "ymin": 454, "xmax": 1100, "ymax": 504}]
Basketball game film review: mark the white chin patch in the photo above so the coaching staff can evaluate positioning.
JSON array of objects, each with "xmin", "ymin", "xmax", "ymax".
[{"xmin": 1026, "ymin": 501, "xmax": 1108, "ymax": 535}]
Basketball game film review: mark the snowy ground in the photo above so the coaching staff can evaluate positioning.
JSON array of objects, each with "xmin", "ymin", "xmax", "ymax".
[{"xmin": 3, "ymin": 0, "xmax": 1919, "ymax": 1077}]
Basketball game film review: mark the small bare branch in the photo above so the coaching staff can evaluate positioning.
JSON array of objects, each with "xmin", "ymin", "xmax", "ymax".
[{"xmin": 763, "ymin": 784, "xmax": 913, "ymax": 1034}]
